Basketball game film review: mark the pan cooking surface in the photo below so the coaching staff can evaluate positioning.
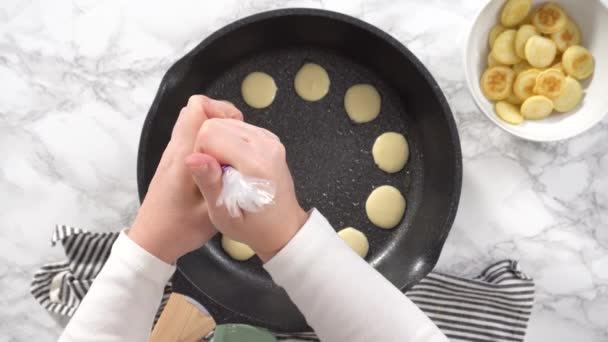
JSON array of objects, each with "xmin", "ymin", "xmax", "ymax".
[{"xmin": 138, "ymin": 9, "xmax": 461, "ymax": 331}]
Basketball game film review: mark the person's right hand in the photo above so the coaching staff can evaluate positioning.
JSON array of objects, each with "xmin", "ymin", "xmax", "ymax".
[{"xmin": 184, "ymin": 119, "xmax": 308, "ymax": 261}]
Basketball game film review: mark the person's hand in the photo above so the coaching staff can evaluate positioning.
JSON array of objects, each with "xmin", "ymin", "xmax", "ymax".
[
  {"xmin": 129, "ymin": 96, "xmax": 243, "ymax": 264},
  {"xmin": 185, "ymin": 119, "xmax": 308, "ymax": 262}
]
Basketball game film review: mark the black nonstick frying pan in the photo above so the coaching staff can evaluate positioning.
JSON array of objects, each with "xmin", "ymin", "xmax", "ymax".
[{"xmin": 137, "ymin": 8, "xmax": 462, "ymax": 332}]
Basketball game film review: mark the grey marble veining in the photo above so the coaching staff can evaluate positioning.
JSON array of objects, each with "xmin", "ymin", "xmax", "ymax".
[{"xmin": 1, "ymin": 0, "xmax": 607, "ymax": 340}]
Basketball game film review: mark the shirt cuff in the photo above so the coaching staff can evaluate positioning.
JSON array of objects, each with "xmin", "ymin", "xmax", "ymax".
[
  {"xmin": 264, "ymin": 208, "xmax": 341, "ymax": 277},
  {"xmin": 111, "ymin": 231, "xmax": 176, "ymax": 286}
]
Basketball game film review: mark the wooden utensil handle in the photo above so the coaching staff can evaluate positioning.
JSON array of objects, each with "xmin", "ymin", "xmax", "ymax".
[{"xmin": 151, "ymin": 293, "xmax": 217, "ymax": 342}]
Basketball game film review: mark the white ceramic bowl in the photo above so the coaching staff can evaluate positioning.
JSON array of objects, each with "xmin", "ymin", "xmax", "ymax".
[{"xmin": 465, "ymin": 0, "xmax": 608, "ymax": 141}]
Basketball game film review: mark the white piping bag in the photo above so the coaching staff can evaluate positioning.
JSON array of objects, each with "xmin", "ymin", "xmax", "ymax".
[{"xmin": 216, "ymin": 165, "xmax": 276, "ymax": 217}]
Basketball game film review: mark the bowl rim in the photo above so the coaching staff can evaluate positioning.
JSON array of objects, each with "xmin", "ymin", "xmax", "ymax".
[{"xmin": 463, "ymin": 0, "xmax": 608, "ymax": 142}]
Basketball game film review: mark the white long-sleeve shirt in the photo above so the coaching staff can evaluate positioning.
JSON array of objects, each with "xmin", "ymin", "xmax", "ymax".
[{"xmin": 60, "ymin": 209, "xmax": 447, "ymax": 342}]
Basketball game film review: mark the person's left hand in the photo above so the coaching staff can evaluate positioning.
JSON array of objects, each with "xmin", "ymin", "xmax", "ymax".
[{"xmin": 128, "ymin": 95, "xmax": 243, "ymax": 264}]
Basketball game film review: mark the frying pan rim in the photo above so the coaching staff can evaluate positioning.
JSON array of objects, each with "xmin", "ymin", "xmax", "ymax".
[{"xmin": 136, "ymin": 7, "xmax": 462, "ymax": 328}]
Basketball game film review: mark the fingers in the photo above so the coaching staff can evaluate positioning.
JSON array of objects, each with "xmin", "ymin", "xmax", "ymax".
[
  {"xmin": 188, "ymin": 95, "xmax": 244, "ymax": 121},
  {"xmin": 194, "ymin": 119, "xmax": 255, "ymax": 166},
  {"xmin": 185, "ymin": 152, "xmax": 241, "ymax": 224},
  {"xmin": 214, "ymin": 100, "xmax": 244, "ymax": 121},
  {"xmin": 171, "ymin": 95, "xmax": 244, "ymax": 146},
  {"xmin": 171, "ymin": 103, "xmax": 208, "ymax": 146},
  {"xmin": 185, "ymin": 153, "xmax": 223, "ymax": 199},
  {"xmin": 194, "ymin": 118, "xmax": 282, "ymax": 175},
  {"xmin": 215, "ymin": 118, "xmax": 280, "ymax": 141}
]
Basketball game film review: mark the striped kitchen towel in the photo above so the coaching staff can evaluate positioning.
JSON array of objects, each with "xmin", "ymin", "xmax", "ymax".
[
  {"xmin": 29, "ymin": 226, "xmax": 172, "ymax": 323},
  {"xmin": 31, "ymin": 225, "xmax": 535, "ymax": 342}
]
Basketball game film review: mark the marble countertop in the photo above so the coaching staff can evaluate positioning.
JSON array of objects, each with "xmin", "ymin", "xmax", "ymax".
[{"xmin": 1, "ymin": 0, "xmax": 607, "ymax": 340}]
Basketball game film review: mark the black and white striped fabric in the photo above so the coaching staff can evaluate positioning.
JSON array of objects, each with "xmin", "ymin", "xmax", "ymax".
[
  {"xmin": 30, "ymin": 225, "xmax": 171, "ymax": 322},
  {"xmin": 31, "ymin": 226, "xmax": 534, "ymax": 342},
  {"xmin": 406, "ymin": 262, "xmax": 534, "ymax": 342}
]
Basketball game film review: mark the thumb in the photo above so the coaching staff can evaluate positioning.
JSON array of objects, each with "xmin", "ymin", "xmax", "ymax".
[{"xmin": 185, "ymin": 153, "xmax": 223, "ymax": 203}]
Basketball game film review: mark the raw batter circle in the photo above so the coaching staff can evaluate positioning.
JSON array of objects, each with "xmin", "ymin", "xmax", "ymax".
[
  {"xmin": 221, "ymin": 235, "xmax": 255, "ymax": 261},
  {"xmin": 372, "ymin": 132, "xmax": 409, "ymax": 173},
  {"xmin": 344, "ymin": 84, "xmax": 381, "ymax": 123},
  {"xmin": 241, "ymin": 71, "xmax": 277, "ymax": 109},
  {"xmin": 365, "ymin": 185, "xmax": 406, "ymax": 229},
  {"xmin": 338, "ymin": 227, "xmax": 369, "ymax": 258},
  {"xmin": 294, "ymin": 63, "xmax": 330, "ymax": 101}
]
